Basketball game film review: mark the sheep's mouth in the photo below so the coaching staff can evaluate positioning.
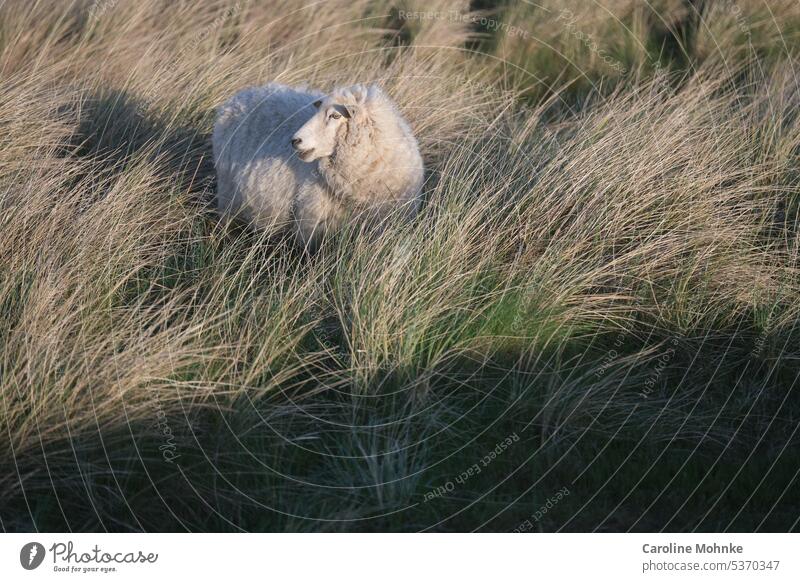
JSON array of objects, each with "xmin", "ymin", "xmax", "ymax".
[{"xmin": 296, "ymin": 147, "xmax": 315, "ymax": 161}]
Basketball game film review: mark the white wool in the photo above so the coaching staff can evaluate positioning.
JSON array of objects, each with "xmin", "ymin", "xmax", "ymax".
[{"xmin": 212, "ymin": 83, "xmax": 424, "ymax": 246}]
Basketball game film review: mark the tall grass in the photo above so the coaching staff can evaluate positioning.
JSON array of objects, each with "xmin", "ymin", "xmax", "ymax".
[{"xmin": 1, "ymin": 0, "xmax": 799, "ymax": 532}]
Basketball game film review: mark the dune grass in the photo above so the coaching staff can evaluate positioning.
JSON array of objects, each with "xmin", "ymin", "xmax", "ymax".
[{"xmin": 0, "ymin": 0, "xmax": 799, "ymax": 532}]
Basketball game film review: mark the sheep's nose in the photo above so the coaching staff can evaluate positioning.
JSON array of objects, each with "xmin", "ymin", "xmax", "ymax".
[{"xmin": 291, "ymin": 138, "xmax": 302, "ymax": 148}]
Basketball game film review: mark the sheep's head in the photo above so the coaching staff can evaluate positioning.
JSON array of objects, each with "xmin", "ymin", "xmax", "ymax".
[{"xmin": 291, "ymin": 85, "xmax": 372, "ymax": 162}]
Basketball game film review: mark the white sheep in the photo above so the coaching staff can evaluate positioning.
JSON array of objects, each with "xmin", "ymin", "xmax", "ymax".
[{"xmin": 212, "ymin": 83, "xmax": 424, "ymax": 246}]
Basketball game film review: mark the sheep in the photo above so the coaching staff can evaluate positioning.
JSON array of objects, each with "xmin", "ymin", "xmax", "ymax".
[{"xmin": 212, "ymin": 83, "xmax": 424, "ymax": 247}]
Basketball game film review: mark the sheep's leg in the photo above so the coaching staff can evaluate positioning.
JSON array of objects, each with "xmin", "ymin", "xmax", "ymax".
[{"xmin": 293, "ymin": 186, "xmax": 345, "ymax": 248}]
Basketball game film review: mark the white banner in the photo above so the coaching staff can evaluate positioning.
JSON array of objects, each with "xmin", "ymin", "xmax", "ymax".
[{"xmin": 1, "ymin": 534, "xmax": 796, "ymax": 581}]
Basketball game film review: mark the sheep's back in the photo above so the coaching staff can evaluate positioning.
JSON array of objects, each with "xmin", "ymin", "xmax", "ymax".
[{"xmin": 212, "ymin": 84, "xmax": 323, "ymax": 230}]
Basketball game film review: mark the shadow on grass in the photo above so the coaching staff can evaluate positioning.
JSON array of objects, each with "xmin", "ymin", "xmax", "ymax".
[
  {"xmin": 68, "ymin": 88, "xmax": 217, "ymax": 209},
  {"xmin": 2, "ymin": 330, "xmax": 799, "ymax": 532}
]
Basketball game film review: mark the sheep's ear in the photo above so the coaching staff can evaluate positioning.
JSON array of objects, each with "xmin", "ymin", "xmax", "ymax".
[
  {"xmin": 331, "ymin": 103, "xmax": 355, "ymax": 119},
  {"xmin": 312, "ymin": 99, "xmax": 322, "ymax": 108}
]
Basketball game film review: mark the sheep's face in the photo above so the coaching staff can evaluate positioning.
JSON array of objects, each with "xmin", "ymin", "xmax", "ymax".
[{"xmin": 291, "ymin": 98, "xmax": 351, "ymax": 162}]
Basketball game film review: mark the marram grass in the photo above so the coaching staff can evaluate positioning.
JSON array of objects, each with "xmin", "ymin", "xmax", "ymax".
[{"xmin": 0, "ymin": 0, "xmax": 798, "ymax": 532}]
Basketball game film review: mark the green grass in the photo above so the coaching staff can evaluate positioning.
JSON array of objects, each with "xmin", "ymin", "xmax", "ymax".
[{"xmin": 0, "ymin": 0, "xmax": 799, "ymax": 532}]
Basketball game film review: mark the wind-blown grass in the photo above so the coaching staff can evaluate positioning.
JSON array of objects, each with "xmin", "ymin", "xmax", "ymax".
[{"xmin": 1, "ymin": 0, "xmax": 798, "ymax": 532}]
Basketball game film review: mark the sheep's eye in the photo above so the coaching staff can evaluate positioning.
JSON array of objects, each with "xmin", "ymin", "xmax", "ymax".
[{"xmin": 330, "ymin": 112, "xmax": 342, "ymax": 120}]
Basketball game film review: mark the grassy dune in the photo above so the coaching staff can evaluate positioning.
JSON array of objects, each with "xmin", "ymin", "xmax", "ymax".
[{"xmin": 1, "ymin": 0, "xmax": 799, "ymax": 531}]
